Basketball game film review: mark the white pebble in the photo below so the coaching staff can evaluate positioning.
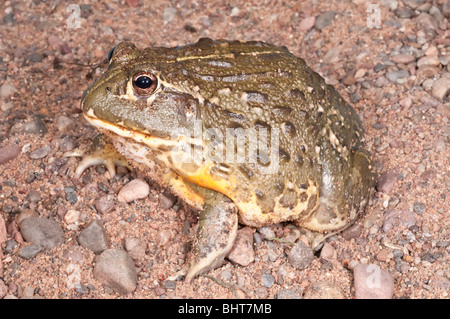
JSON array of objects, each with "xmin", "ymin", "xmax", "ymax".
[{"xmin": 118, "ymin": 179, "xmax": 150, "ymax": 203}]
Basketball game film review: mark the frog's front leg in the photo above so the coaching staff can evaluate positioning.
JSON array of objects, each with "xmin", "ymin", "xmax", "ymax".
[
  {"xmin": 172, "ymin": 192, "xmax": 238, "ymax": 283},
  {"xmin": 64, "ymin": 134, "xmax": 131, "ymax": 178}
]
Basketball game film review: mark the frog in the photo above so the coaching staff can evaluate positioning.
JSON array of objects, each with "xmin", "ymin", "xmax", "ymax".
[{"xmin": 73, "ymin": 38, "xmax": 375, "ymax": 282}]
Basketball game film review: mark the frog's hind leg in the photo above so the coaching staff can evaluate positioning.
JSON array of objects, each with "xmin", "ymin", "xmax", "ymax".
[
  {"xmin": 300, "ymin": 148, "xmax": 375, "ymax": 249},
  {"xmin": 170, "ymin": 193, "xmax": 238, "ymax": 283}
]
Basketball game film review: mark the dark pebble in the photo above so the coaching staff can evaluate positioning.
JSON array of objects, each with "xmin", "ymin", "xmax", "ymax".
[
  {"xmin": 65, "ymin": 192, "xmax": 77, "ymax": 204},
  {"xmin": 25, "ymin": 52, "xmax": 44, "ymax": 63},
  {"xmin": 5, "ymin": 239, "xmax": 18, "ymax": 253},
  {"xmin": 20, "ymin": 217, "xmax": 65, "ymax": 250},
  {"xmin": 18, "ymin": 244, "xmax": 43, "ymax": 260},
  {"xmin": 350, "ymin": 92, "xmax": 362, "ymax": 103},
  {"xmin": 395, "ymin": 7, "xmax": 415, "ymax": 18},
  {"xmin": 374, "ymin": 63, "xmax": 386, "ymax": 72},
  {"xmin": 413, "ymin": 202, "xmax": 425, "ymax": 215},
  {"xmin": 22, "ymin": 118, "xmax": 47, "ymax": 135},
  {"xmin": 315, "ymin": 11, "xmax": 337, "ymax": 30},
  {"xmin": 77, "ymin": 220, "xmax": 110, "ymax": 254},
  {"xmin": 261, "ymin": 273, "xmax": 275, "ymax": 288},
  {"xmin": 163, "ymin": 280, "xmax": 176, "ymax": 290},
  {"xmin": 4, "ymin": 13, "xmax": 15, "ymax": 24}
]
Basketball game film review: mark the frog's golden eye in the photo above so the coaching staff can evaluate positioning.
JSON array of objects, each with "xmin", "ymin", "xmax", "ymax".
[{"xmin": 132, "ymin": 72, "xmax": 158, "ymax": 96}]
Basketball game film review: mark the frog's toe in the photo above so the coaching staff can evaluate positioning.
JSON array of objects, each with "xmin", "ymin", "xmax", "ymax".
[
  {"xmin": 72, "ymin": 151, "xmax": 129, "ymax": 178},
  {"xmin": 183, "ymin": 195, "xmax": 238, "ymax": 283},
  {"xmin": 64, "ymin": 138, "xmax": 131, "ymax": 179}
]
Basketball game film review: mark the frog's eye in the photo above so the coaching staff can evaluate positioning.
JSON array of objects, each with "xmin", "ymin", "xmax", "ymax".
[
  {"xmin": 132, "ymin": 72, "xmax": 158, "ymax": 96},
  {"xmin": 108, "ymin": 47, "xmax": 115, "ymax": 62}
]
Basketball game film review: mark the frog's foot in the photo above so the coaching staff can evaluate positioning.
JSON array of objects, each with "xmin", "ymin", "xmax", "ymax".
[
  {"xmin": 169, "ymin": 193, "xmax": 238, "ymax": 283},
  {"xmin": 64, "ymin": 135, "xmax": 131, "ymax": 179}
]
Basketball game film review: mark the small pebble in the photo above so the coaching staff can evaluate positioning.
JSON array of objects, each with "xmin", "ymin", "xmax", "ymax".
[
  {"xmin": 25, "ymin": 52, "xmax": 43, "ymax": 62},
  {"xmin": 257, "ymin": 225, "xmax": 275, "ymax": 239},
  {"xmin": 386, "ymin": 70, "xmax": 410, "ymax": 83},
  {"xmin": 18, "ymin": 244, "xmax": 43, "ymax": 260},
  {"xmin": 319, "ymin": 242, "xmax": 336, "ymax": 260},
  {"xmin": 63, "ymin": 210, "xmax": 80, "ymax": 225},
  {"xmin": 95, "ymin": 195, "xmax": 115, "ymax": 214},
  {"xmin": 0, "ymin": 83, "xmax": 16, "ymax": 97},
  {"xmin": 303, "ymin": 281, "xmax": 344, "ymax": 299},
  {"xmin": 0, "ymin": 215, "xmax": 7, "ymax": 244},
  {"xmin": 21, "ymin": 118, "xmax": 47, "ymax": 135},
  {"xmin": 156, "ymin": 229, "xmax": 172, "ymax": 246},
  {"xmin": 401, "ymin": 0, "xmax": 425, "ymax": 9},
  {"xmin": 20, "ymin": 217, "xmax": 65, "ymax": 250},
  {"xmin": 78, "ymin": 220, "xmax": 110, "ymax": 254},
  {"xmin": 381, "ymin": 0, "xmax": 398, "ymax": 10},
  {"xmin": 412, "ymin": 202, "xmax": 425, "ymax": 215},
  {"xmin": 118, "ymin": 178, "xmax": 150, "ymax": 203},
  {"xmin": 394, "ymin": 6, "xmax": 415, "ymax": 18},
  {"xmin": 93, "ymin": 249, "xmax": 137, "ymax": 295},
  {"xmin": 315, "ymin": 11, "xmax": 336, "ymax": 30},
  {"xmin": 59, "ymin": 136, "xmax": 77, "ymax": 152},
  {"xmin": 163, "ymin": 279, "xmax": 176, "ymax": 290},
  {"xmin": 353, "ymin": 263, "xmax": 394, "ymax": 299},
  {"xmin": 382, "ymin": 210, "xmax": 417, "ymax": 234},
  {"xmin": 443, "ymin": 0, "xmax": 450, "ymax": 18},
  {"xmin": 0, "ymin": 280, "xmax": 7, "ymax": 299},
  {"xmin": 16, "ymin": 209, "xmax": 38, "ymax": 227},
  {"xmin": 261, "ymin": 273, "xmax": 275, "ymax": 288},
  {"xmin": 0, "ymin": 144, "xmax": 21, "ymax": 165},
  {"xmin": 55, "ymin": 115, "xmax": 73, "ymax": 131},
  {"xmin": 417, "ymin": 56, "xmax": 441, "ymax": 67},
  {"xmin": 390, "ymin": 54, "xmax": 415, "ymax": 64},
  {"xmin": 125, "ymin": 0, "xmax": 140, "ymax": 8},
  {"xmin": 227, "ymin": 227, "xmax": 255, "ymax": 266},
  {"xmin": 376, "ymin": 170, "xmax": 398, "ymax": 193},
  {"xmin": 277, "ymin": 288, "xmax": 302, "ymax": 299},
  {"xmin": 124, "ymin": 237, "xmax": 147, "ymax": 260},
  {"xmin": 28, "ymin": 146, "xmax": 52, "ymax": 159},
  {"xmin": 159, "ymin": 191, "xmax": 177, "ymax": 209},
  {"xmin": 431, "ymin": 74, "xmax": 450, "ymax": 100},
  {"xmin": 220, "ymin": 270, "xmax": 232, "ymax": 281},
  {"xmin": 342, "ymin": 223, "xmax": 363, "ymax": 240},
  {"xmin": 287, "ymin": 241, "xmax": 314, "ymax": 270},
  {"xmin": 299, "ymin": 16, "xmax": 315, "ymax": 31}
]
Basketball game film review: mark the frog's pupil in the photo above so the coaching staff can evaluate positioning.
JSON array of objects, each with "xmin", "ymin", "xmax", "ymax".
[{"xmin": 135, "ymin": 76, "xmax": 153, "ymax": 89}]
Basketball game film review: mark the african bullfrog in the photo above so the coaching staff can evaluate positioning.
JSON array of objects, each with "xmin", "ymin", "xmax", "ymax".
[{"xmin": 73, "ymin": 38, "xmax": 375, "ymax": 282}]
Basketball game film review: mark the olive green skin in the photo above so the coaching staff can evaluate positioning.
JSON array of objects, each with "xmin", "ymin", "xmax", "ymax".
[{"xmin": 81, "ymin": 38, "xmax": 375, "ymax": 233}]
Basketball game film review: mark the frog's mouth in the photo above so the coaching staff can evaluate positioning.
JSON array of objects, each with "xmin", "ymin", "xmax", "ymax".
[{"xmin": 83, "ymin": 108, "xmax": 179, "ymax": 150}]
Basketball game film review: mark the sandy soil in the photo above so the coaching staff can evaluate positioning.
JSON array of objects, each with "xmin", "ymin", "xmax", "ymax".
[{"xmin": 0, "ymin": 0, "xmax": 448, "ymax": 299}]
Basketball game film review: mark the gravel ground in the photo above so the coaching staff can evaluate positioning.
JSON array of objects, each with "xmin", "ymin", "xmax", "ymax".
[{"xmin": 0, "ymin": 0, "xmax": 449, "ymax": 299}]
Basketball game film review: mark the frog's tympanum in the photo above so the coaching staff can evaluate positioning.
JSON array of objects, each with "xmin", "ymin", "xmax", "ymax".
[{"xmin": 76, "ymin": 38, "xmax": 375, "ymax": 282}]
